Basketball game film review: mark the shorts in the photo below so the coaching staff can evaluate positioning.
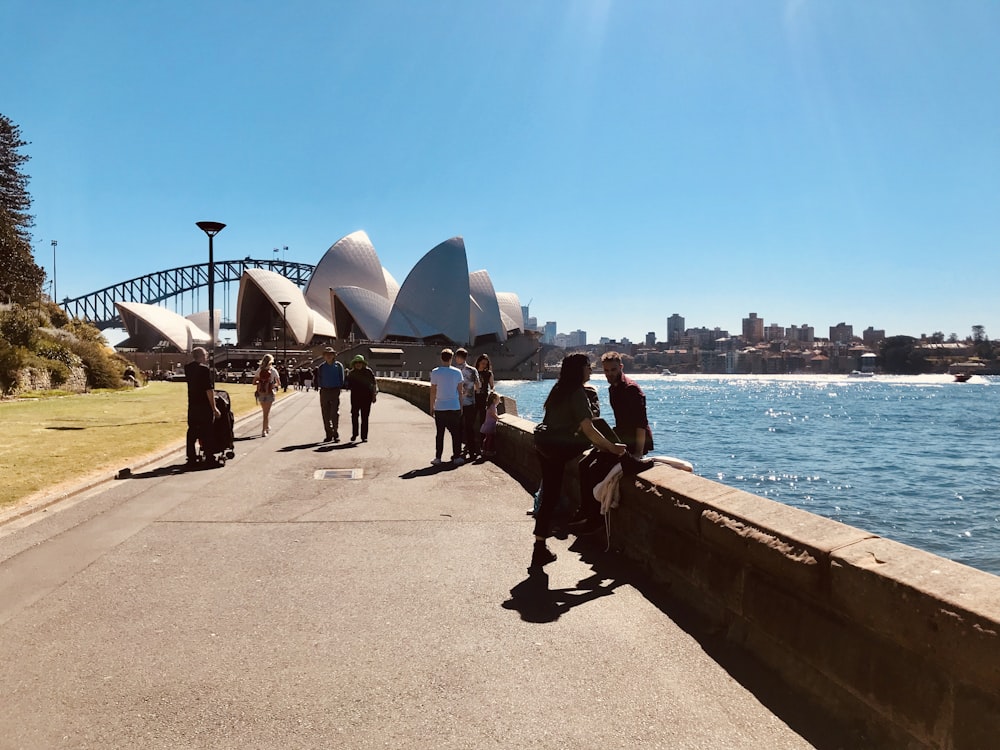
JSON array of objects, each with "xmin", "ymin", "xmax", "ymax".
[{"xmin": 257, "ymin": 392, "xmax": 275, "ymax": 404}]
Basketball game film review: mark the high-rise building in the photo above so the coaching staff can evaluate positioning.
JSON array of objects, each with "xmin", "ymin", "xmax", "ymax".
[
  {"xmin": 764, "ymin": 324, "xmax": 785, "ymax": 342},
  {"xmin": 829, "ymin": 322, "xmax": 854, "ymax": 344},
  {"xmin": 667, "ymin": 314, "xmax": 685, "ymax": 345},
  {"xmin": 787, "ymin": 324, "xmax": 814, "ymax": 344},
  {"xmin": 645, "ymin": 331, "xmax": 656, "ymax": 346},
  {"xmin": 543, "ymin": 321, "xmax": 557, "ymax": 345},
  {"xmin": 862, "ymin": 326, "xmax": 885, "ymax": 346},
  {"xmin": 742, "ymin": 312, "xmax": 764, "ymax": 344}
]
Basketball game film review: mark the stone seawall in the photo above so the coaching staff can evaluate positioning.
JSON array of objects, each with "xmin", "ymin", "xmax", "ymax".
[{"xmin": 377, "ymin": 378, "xmax": 1000, "ymax": 748}]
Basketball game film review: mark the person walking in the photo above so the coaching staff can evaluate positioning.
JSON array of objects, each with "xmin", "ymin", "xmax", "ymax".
[
  {"xmin": 252, "ymin": 353, "xmax": 280, "ymax": 437},
  {"xmin": 454, "ymin": 348, "xmax": 481, "ymax": 459},
  {"xmin": 184, "ymin": 347, "xmax": 221, "ymax": 467},
  {"xmin": 531, "ymin": 353, "xmax": 626, "ymax": 569},
  {"xmin": 429, "ymin": 348, "xmax": 465, "ymax": 466},
  {"xmin": 346, "ymin": 354, "xmax": 378, "ymax": 442},
  {"xmin": 316, "ymin": 346, "xmax": 346, "ymax": 442}
]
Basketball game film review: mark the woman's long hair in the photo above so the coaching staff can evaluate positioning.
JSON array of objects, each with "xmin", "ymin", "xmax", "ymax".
[
  {"xmin": 544, "ymin": 353, "xmax": 591, "ymax": 409},
  {"xmin": 258, "ymin": 353, "xmax": 274, "ymax": 373}
]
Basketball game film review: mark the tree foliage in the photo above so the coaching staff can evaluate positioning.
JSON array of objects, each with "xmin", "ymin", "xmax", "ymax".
[
  {"xmin": 0, "ymin": 114, "xmax": 44, "ymax": 304},
  {"xmin": 879, "ymin": 335, "xmax": 930, "ymax": 374}
]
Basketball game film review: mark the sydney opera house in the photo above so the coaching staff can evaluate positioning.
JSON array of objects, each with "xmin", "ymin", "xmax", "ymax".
[{"xmin": 116, "ymin": 231, "xmax": 540, "ymax": 379}]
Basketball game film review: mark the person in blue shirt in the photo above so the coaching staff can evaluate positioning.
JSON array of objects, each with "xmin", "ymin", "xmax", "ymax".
[
  {"xmin": 428, "ymin": 348, "xmax": 465, "ymax": 466},
  {"xmin": 316, "ymin": 346, "xmax": 346, "ymax": 442}
]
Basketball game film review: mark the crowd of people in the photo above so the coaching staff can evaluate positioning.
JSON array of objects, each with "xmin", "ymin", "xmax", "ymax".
[{"xmin": 187, "ymin": 345, "xmax": 653, "ymax": 573}]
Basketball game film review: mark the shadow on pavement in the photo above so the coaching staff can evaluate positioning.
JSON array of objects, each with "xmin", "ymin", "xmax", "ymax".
[
  {"xmin": 502, "ymin": 568, "xmax": 622, "ymax": 623},
  {"xmin": 399, "ymin": 464, "xmax": 459, "ymax": 478},
  {"xmin": 541, "ymin": 531, "xmax": 868, "ymax": 750},
  {"xmin": 116, "ymin": 462, "xmax": 210, "ymax": 479},
  {"xmin": 314, "ymin": 443, "xmax": 356, "ymax": 452}
]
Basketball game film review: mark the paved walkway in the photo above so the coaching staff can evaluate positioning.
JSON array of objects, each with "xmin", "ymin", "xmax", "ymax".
[{"xmin": 0, "ymin": 391, "xmax": 829, "ymax": 749}]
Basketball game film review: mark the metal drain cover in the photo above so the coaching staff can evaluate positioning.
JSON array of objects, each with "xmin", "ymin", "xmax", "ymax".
[{"xmin": 314, "ymin": 468, "xmax": 364, "ymax": 480}]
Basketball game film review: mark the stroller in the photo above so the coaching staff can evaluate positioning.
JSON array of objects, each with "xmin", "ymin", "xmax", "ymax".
[{"xmin": 196, "ymin": 390, "xmax": 236, "ymax": 466}]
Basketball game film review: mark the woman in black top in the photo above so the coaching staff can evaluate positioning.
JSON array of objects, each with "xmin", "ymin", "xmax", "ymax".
[
  {"xmin": 531, "ymin": 353, "xmax": 625, "ymax": 569},
  {"xmin": 474, "ymin": 354, "xmax": 495, "ymax": 452}
]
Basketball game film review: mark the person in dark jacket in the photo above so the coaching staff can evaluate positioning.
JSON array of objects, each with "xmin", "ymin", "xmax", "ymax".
[
  {"xmin": 185, "ymin": 347, "xmax": 221, "ymax": 467},
  {"xmin": 346, "ymin": 354, "xmax": 378, "ymax": 442}
]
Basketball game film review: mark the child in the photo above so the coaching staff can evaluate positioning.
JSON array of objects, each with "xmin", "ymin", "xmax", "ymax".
[{"xmin": 480, "ymin": 391, "xmax": 500, "ymax": 457}]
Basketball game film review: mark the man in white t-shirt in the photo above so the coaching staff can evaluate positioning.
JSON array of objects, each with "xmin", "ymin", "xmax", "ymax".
[{"xmin": 429, "ymin": 348, "xmax": 465, "ymax": 466}]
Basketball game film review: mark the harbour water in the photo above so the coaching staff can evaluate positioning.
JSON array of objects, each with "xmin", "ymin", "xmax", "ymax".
[{"xmin": 496, "ymin": 373, "xmax": 1000, "ymax": 577}]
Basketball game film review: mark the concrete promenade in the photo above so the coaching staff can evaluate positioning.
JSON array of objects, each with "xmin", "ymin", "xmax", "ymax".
[{"xmin": 0, "ymin": 391, "xmax": 832, "ymax": 749}]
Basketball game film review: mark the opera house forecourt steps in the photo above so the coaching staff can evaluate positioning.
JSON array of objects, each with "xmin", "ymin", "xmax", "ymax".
[{"xmin": 380, "ymin": 376, "xmax": 1000, "ymax": 750}]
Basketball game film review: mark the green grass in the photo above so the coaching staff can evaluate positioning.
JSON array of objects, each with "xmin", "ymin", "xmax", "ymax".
[{"xmin": 0, "ymin": 382, "xmax": 291, "ymax": 509}]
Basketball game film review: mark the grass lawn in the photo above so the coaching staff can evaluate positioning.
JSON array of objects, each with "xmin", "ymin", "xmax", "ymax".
[{"xmin": 0, "ymin": 382, "xmax": 292, "ymax": 509}]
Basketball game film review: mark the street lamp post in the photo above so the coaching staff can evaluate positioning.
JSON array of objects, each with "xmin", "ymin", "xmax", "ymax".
[
  {"xmin": 195, "ymin": 221, "xmax": 226, "ymax": 367},
  {"xmin": 279, "ymin": 300, "xmax": 291, "ymax": 372},
  {"xmin": 51, "ymin": 240, "xmax": 57, "ymax": 302}
]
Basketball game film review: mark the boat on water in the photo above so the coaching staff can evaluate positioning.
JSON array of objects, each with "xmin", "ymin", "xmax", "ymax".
[
  {"xmin": 949, "ymin": 362, "xmax": 985, "ymax": 383},
  {"xmin": 848, "ymin": 370, "xmax": 874, "ymax": 378},
  {"xmin": 660, "ymin": 368, "xmax": 677, "ymax": 376}
]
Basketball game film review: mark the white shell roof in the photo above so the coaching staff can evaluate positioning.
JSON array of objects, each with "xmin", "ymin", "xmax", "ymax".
[
  {"xmin": 237, "ymin": 269, "xmax": 314, "ymax": 345},
  {"xmin": 382, "ymin": 237, "xmax": 470, "ymax": 343},
  {"xmin": 184, "ymin": 311, "xmax": 219, "ymax": 344},
  {"xmin": 231, "ymin": 231, "xmax": 525, "ymax": 348},
  {"xmin": 116, "ymin": 301, "xmax": 210, "ymax": 352},
  {"xmin": 469, "ymin": 270, "xmax": 507, "ymax": 342},
  {"xmin": 494, "ymin": 292, "xmax": 525, "ymax": 333},
  {"xmin": 304, "ymin": 231, "xmax": 399, "ymax": 319},
  {"xmin": 331, "ymin": 286, "xmax": 393, "ymax": 341}
]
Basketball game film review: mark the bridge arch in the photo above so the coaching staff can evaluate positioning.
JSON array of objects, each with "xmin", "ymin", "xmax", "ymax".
[{"xmin": 61, "ymin": 259, "xmax": 315, "ymax": 330}]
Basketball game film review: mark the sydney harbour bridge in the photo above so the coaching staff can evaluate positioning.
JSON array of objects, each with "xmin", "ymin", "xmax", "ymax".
[{"xmin": 60, "ymin": 259, "xmax": 315, "ymax": 330}]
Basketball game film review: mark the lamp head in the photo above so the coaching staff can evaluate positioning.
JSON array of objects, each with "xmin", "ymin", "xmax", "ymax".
[{"xmin": 196, "ymin": 221, "xmax": 226, "ymax": 237}]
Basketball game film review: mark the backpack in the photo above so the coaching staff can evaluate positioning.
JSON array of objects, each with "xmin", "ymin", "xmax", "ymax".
[{"xmin": 256, "ymin": 368, "xmax": 272, "ymax": 395}]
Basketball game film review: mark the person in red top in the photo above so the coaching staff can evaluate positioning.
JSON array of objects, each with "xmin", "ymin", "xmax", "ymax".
[
  {"xmin": 569, "ymin": 351, "xmax": 654, "ymax": 535},
  {"xmin": 601, "ymin": 351, "xmax": 653, "ymax": 459}
]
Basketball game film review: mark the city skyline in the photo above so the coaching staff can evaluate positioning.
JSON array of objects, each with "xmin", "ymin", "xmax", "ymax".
[
  {"xmin": 5, "ymin": 2, "xmax": 998, "ymax": 343},
  {"xmin": 531, "ymin": 309, "xmax": 980, "ymax": 349}
]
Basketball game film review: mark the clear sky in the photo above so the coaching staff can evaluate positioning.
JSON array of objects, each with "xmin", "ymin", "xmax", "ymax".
[{"xmin": 4, "ymin": 1, "xmax": 998, "ymax": 344}]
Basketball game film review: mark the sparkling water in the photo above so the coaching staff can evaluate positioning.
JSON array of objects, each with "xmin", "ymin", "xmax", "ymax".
[{"xmin": 497, "ymin": 374, "xmax": 1000, "ymax": 576}]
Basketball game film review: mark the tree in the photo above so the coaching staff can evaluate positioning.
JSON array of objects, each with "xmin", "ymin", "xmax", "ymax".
[
  {"xmin": 0, "ymin": 114, "xmax": 44, "ymax": 304},
  {"xmin": 880, "ymin": 335, "xmax": 930, "ymax": 374},
  {"xmin": 971, "ymin": 325, "xmax": 991, "ymax": 359}
]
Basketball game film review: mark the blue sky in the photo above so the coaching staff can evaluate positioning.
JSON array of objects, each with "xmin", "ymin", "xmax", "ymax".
[{"xmin": 5, "ymin": 1, "xmax": 998, "ymax": 343}]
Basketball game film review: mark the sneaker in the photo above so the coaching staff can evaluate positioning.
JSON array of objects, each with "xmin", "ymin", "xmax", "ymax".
[
  {"xmin": 451, "ymin": 456, "xmax": 465, "ymax": 466},
  {"xmin": 431, "ymin": 457, "xmax": 442, "ymax": 465},
  {"xmin": 530, "ymin": 542, "xmax": 557, "ymax": 569}
]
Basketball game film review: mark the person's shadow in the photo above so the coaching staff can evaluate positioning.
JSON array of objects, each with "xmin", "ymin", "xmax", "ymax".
[{"xmin": 501, "ymin": 569, "xmax": 623, "ymax": 623}]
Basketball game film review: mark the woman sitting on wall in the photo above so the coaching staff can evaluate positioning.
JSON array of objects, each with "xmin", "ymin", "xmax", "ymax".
[{"xmin": 530, "ymin": 353, "xmax": 625, "ymax": 569}]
